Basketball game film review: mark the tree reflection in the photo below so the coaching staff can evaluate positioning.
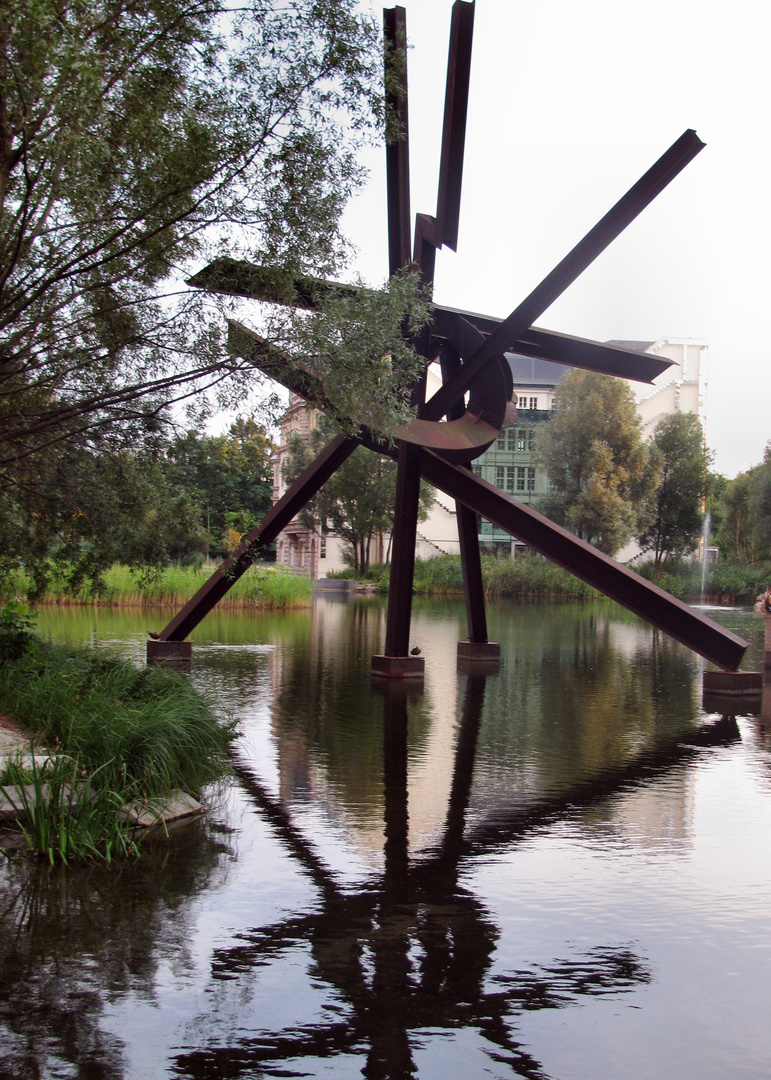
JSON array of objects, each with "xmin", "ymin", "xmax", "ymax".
[{"xmin": 0, "ymin": 817, "xmax": 233, "ymax": 1080}]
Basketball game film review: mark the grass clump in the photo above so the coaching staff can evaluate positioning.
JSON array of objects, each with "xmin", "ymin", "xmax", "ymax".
[
  {"xmin": 634, "ymin": 559, "xmax": 770, "ymax": 604},
  {"xmin": 1, "ymin": 752, "xmax": 140, "ymax": 864},
  {"xmin": 0, "ymin": 638, "xmax": 236, "ymax": 863}
]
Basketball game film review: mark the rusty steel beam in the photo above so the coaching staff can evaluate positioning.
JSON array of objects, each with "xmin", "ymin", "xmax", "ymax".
[
  {"xmin": 425, "ymin": 129, "xmax": 705, "ymax": 421},
  {"xmin": 431, "ymin": 304, "xmax": 671, "ymax": 384},
  {"xmin": 435, "ymin": 0, "xmax": 474, "ymax": 251},
  {"xmin": 193, "ymin": 260, "xmax": 671, "ymax": 387},
  {"xmin": 440, "ymin": 342, "xmax": 489, "ymax": 643},
  {"xmin": 159, "ymin": 435, "xmax": 357, "ymax": 641},
  {"xmin": 384, "ymin": 6, "xmax": 412, "ymax": 275}
]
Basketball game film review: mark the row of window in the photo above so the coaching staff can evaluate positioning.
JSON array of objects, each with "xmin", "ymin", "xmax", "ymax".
[
  {"xmin": 495, "ymin": 427, "xmax": 536, "ymax": 453},
  {"xmin": 517, "ymin": 396, "xmax": 540, "ymax": 410},
  {"xmin": 474, "ymin": 464, "xmax": 537, "ymax": 492}
]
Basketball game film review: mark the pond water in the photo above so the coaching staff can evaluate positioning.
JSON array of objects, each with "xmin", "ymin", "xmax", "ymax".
[{"xmin": 1, "ymin": 598, "xmax": 770, "ymax": 1080}]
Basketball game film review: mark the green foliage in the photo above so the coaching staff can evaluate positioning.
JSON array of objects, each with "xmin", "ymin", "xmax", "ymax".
[
  {"xmin": 0, "ymin": 641, "xmax": 237, "ymax": 862},
  {"xmin": 377, "ymin": 554, "xmax": 600, "ymax": 599},
  {"xmin": 165, "ymin": 419, "xmax": 276, "ymax": 559},
  {"xmin": 1, "ymin": 753, "xmax": 140, "ymax": 864},
  {"xmin": 635, "ymin": 558, "xmax": 769, "ymax": 603},
  {"xmin": 0, "ymin": 444, "xmax": 209, "ymax": 599},
  {"xmin": 0, "ymin": 643, "xmax": 235, "ymax": 796},
  {"xmin": 0, "ymin": 599, "xmax": 35, "ymax": 661},
  {"xmin": 535, "ymin": 371, "xmax": 655, "ymax": 554},
  {"xmin": 284, "ymin": 417, "xmax": 434, "ymax": 575},
  {"xmin": 637, "ymin": 412, "xmax": 710, "ymax": 566},
  {"xmin": 715, "ymin": 443, "xmax": 771, "ymax": 563},
  {"xmin": 0, "ymin": 0, "xmax": 428, "ymax": 581}
]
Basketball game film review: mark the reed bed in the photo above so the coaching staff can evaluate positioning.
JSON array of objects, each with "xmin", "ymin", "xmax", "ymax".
[
  {"xmin": 382, "ymin": 554, "xmax": 600, "ymax": 600},
  {"xmin": 4, "ymin": 563, "xmax": 313, "ymax": 609}
]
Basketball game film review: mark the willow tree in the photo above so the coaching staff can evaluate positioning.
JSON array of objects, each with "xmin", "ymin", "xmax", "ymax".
[{"xmin": 0, "ymin": 0, "xmax": 420, "ymax": 587}]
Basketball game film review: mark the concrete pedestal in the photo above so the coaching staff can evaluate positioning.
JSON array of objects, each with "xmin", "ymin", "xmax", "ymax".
[
  {"xmin": 147, "ymin": 639, "xmax": 192, "ymax": 671},
  {"xmin": 702, "ymin": 669, "xmax": 761, "ymax": 695},
  {"xmin": 370, "ymin": 654, "xmax": 425, "ymax": 680},
  {"xmin": 457, "ymin": 641, "xmax": 500, "ymax": 661}
]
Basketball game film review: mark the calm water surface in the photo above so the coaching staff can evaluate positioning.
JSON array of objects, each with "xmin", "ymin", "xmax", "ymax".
[{"xmin": 1, "ymin": 598, "xmax": 770, "ymax": 1079}]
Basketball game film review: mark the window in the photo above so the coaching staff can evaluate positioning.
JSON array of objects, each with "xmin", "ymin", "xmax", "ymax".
[
  {"xmin": 529, "ymin": 396, "xmax": 538, "ymax": 410},
  {"xmin": 528, "ymin": 428, "xmax": 535, "ymax": 451},
  {"xmin": 496, "ymin": 429, "xmax": 506, "ymax": 449},
  {"xmin": 527, "ymin": 467, "xmax": 536, "ymax": 491},
  {"xmin": 517, "ymin": 429, "xmax": 526, "ymax": 451},
  {"xmin": 518, "ymin": 395, "xmax": 527, "ymax": 408},
  {"xmin": 320, "ymin": 534, "xmax": 326, "ymax": 559},
  {"xmin": 506, "ymin": 428, "xmax": 516, "ymax": 452},
  {"xmin": 506, "ymin": 466, "xmax": 515, "ymax": 494},
  {"xmin": 516, "ymin": 467, "xmax": 525, "ymax": 491},
  {"xmin": 495, "ymin": 466, "xmax": 505, "ymax": 489},
  {"xmin": 472, "ymin": 464, "xmax": 482, "ymax": 477}
]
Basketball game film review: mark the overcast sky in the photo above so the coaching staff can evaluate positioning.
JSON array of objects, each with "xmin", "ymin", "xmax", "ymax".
[{"xmin": 340, "ymin": 0, "xmax": 770, "ymax": 478}]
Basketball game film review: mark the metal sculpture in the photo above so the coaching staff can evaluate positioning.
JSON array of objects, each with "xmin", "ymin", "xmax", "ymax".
[{"xmin": 155, "ymin": 0, "xmax": 748, "ymax": 673}]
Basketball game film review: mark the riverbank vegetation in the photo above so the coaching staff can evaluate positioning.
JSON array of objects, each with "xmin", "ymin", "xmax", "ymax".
[
  {"xmin": 0, "ymin": 610, "xmax": 236, "ymax": 863},
  {"xmin": 337, "ymin": 552, "xmax": 769, "ymax": 605},
  {"xmin": 1, "ymin": 563, "xmax": 313, "ymax": 610},
  {"xmin": 341, "ymin": 554, "xmax": 601, "ymax": 599},
  {"xmin": 634, "ymin": 559, "xmax": 769, "ymax": 604}
]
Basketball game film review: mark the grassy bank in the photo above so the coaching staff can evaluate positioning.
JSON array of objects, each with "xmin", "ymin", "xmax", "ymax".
[
  {"xmin": 3, "ymin": 562, "xmax": 313, "ymax": 609},
  {"xmin": 343, "ymin": 553, "xmax": 769, "ymax": 605},
  {"xmin": 0, "ymin": 628, "xmax": 235, "ymax": 863},
  {"xmin": 367, "ymin": 554, "xmax": 601, "ymax": 600}
]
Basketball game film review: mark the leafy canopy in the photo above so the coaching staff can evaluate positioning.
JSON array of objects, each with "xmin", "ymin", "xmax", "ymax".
[
  {"xmin": 535, "ymin": 370, "xmax": 655, "ymax": 555},
  {"xmin": 0, "ymin": 0, "xmax": 429, "ymax": 579},
  {"xmin": 637, "ymin": 411, "xmax": 710, "ymax": 567}
]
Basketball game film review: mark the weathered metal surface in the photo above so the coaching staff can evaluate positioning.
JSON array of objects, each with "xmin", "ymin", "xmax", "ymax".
[
  {"xmin": 432, "ymin": 304, "xmax": 672, "ymax": 384},
  {"xmin": 384, "ymin": 6, "xmax": 412, "ymax": 275},
  {"xmin": 424, "ymin": 129, "xmax": 705, "ymax": 422},
  {"xmin": 395, "ymin": 312, "xmax": 512, "ymax": 461},
  {"xmin": 434, "ymin": 0, "xmax": 474, "ymax": 251}
]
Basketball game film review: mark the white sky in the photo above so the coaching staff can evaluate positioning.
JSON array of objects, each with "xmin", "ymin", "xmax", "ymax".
[{"xmin": 341, "ymin": 0, "xmax": 770, "ymax": 478}]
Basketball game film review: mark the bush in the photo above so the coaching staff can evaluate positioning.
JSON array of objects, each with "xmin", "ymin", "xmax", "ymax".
[{"xmin": 0, "ymin": 600, "xmax": 35, "ymax": 662}]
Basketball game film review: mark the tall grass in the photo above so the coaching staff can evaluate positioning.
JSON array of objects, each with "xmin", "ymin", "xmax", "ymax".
[
  {"xmin": 3, "ymin": 562, "xmax": 313, "ymax": 609},
  {"xmin": 374, "ymin": 554, "xmax": 600, "ymax": 600},
  {"xmin": 1, "ymin": 753, "xmax": 139, "ymax": 864},
  {"xmin": 0, "ymin": 641, "xmax": 236, "ymax": 862}
]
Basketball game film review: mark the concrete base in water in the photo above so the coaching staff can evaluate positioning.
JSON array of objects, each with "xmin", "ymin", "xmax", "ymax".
[
  {"xmin": 147, "ymin": 640, "xmax": 192, "ymax": 670},
  {"xmin": 457, "ymin": 641, "xmax": 501, "ymax": 662},
  {"xmin": 370, "ymin": 655, "xmax": 425, "ymax": 679},
  {"xmin": 702, "ymin": 670, "xmax": 762, "ymax": 696}
]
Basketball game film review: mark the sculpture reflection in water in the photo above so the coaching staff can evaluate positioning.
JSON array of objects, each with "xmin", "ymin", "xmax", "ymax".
[{"xmin": 171, "ymin": 673, "xmax": 739, "ymax": 1080}]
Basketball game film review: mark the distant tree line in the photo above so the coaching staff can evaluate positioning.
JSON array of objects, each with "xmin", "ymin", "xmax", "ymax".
[
  {"xmin": 0, "ymin": 418, "xmax": 275, "ymax": 598},
  {"xmin": 534, "ymin": 369, "xmax": 769, "ymax": 571}
]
